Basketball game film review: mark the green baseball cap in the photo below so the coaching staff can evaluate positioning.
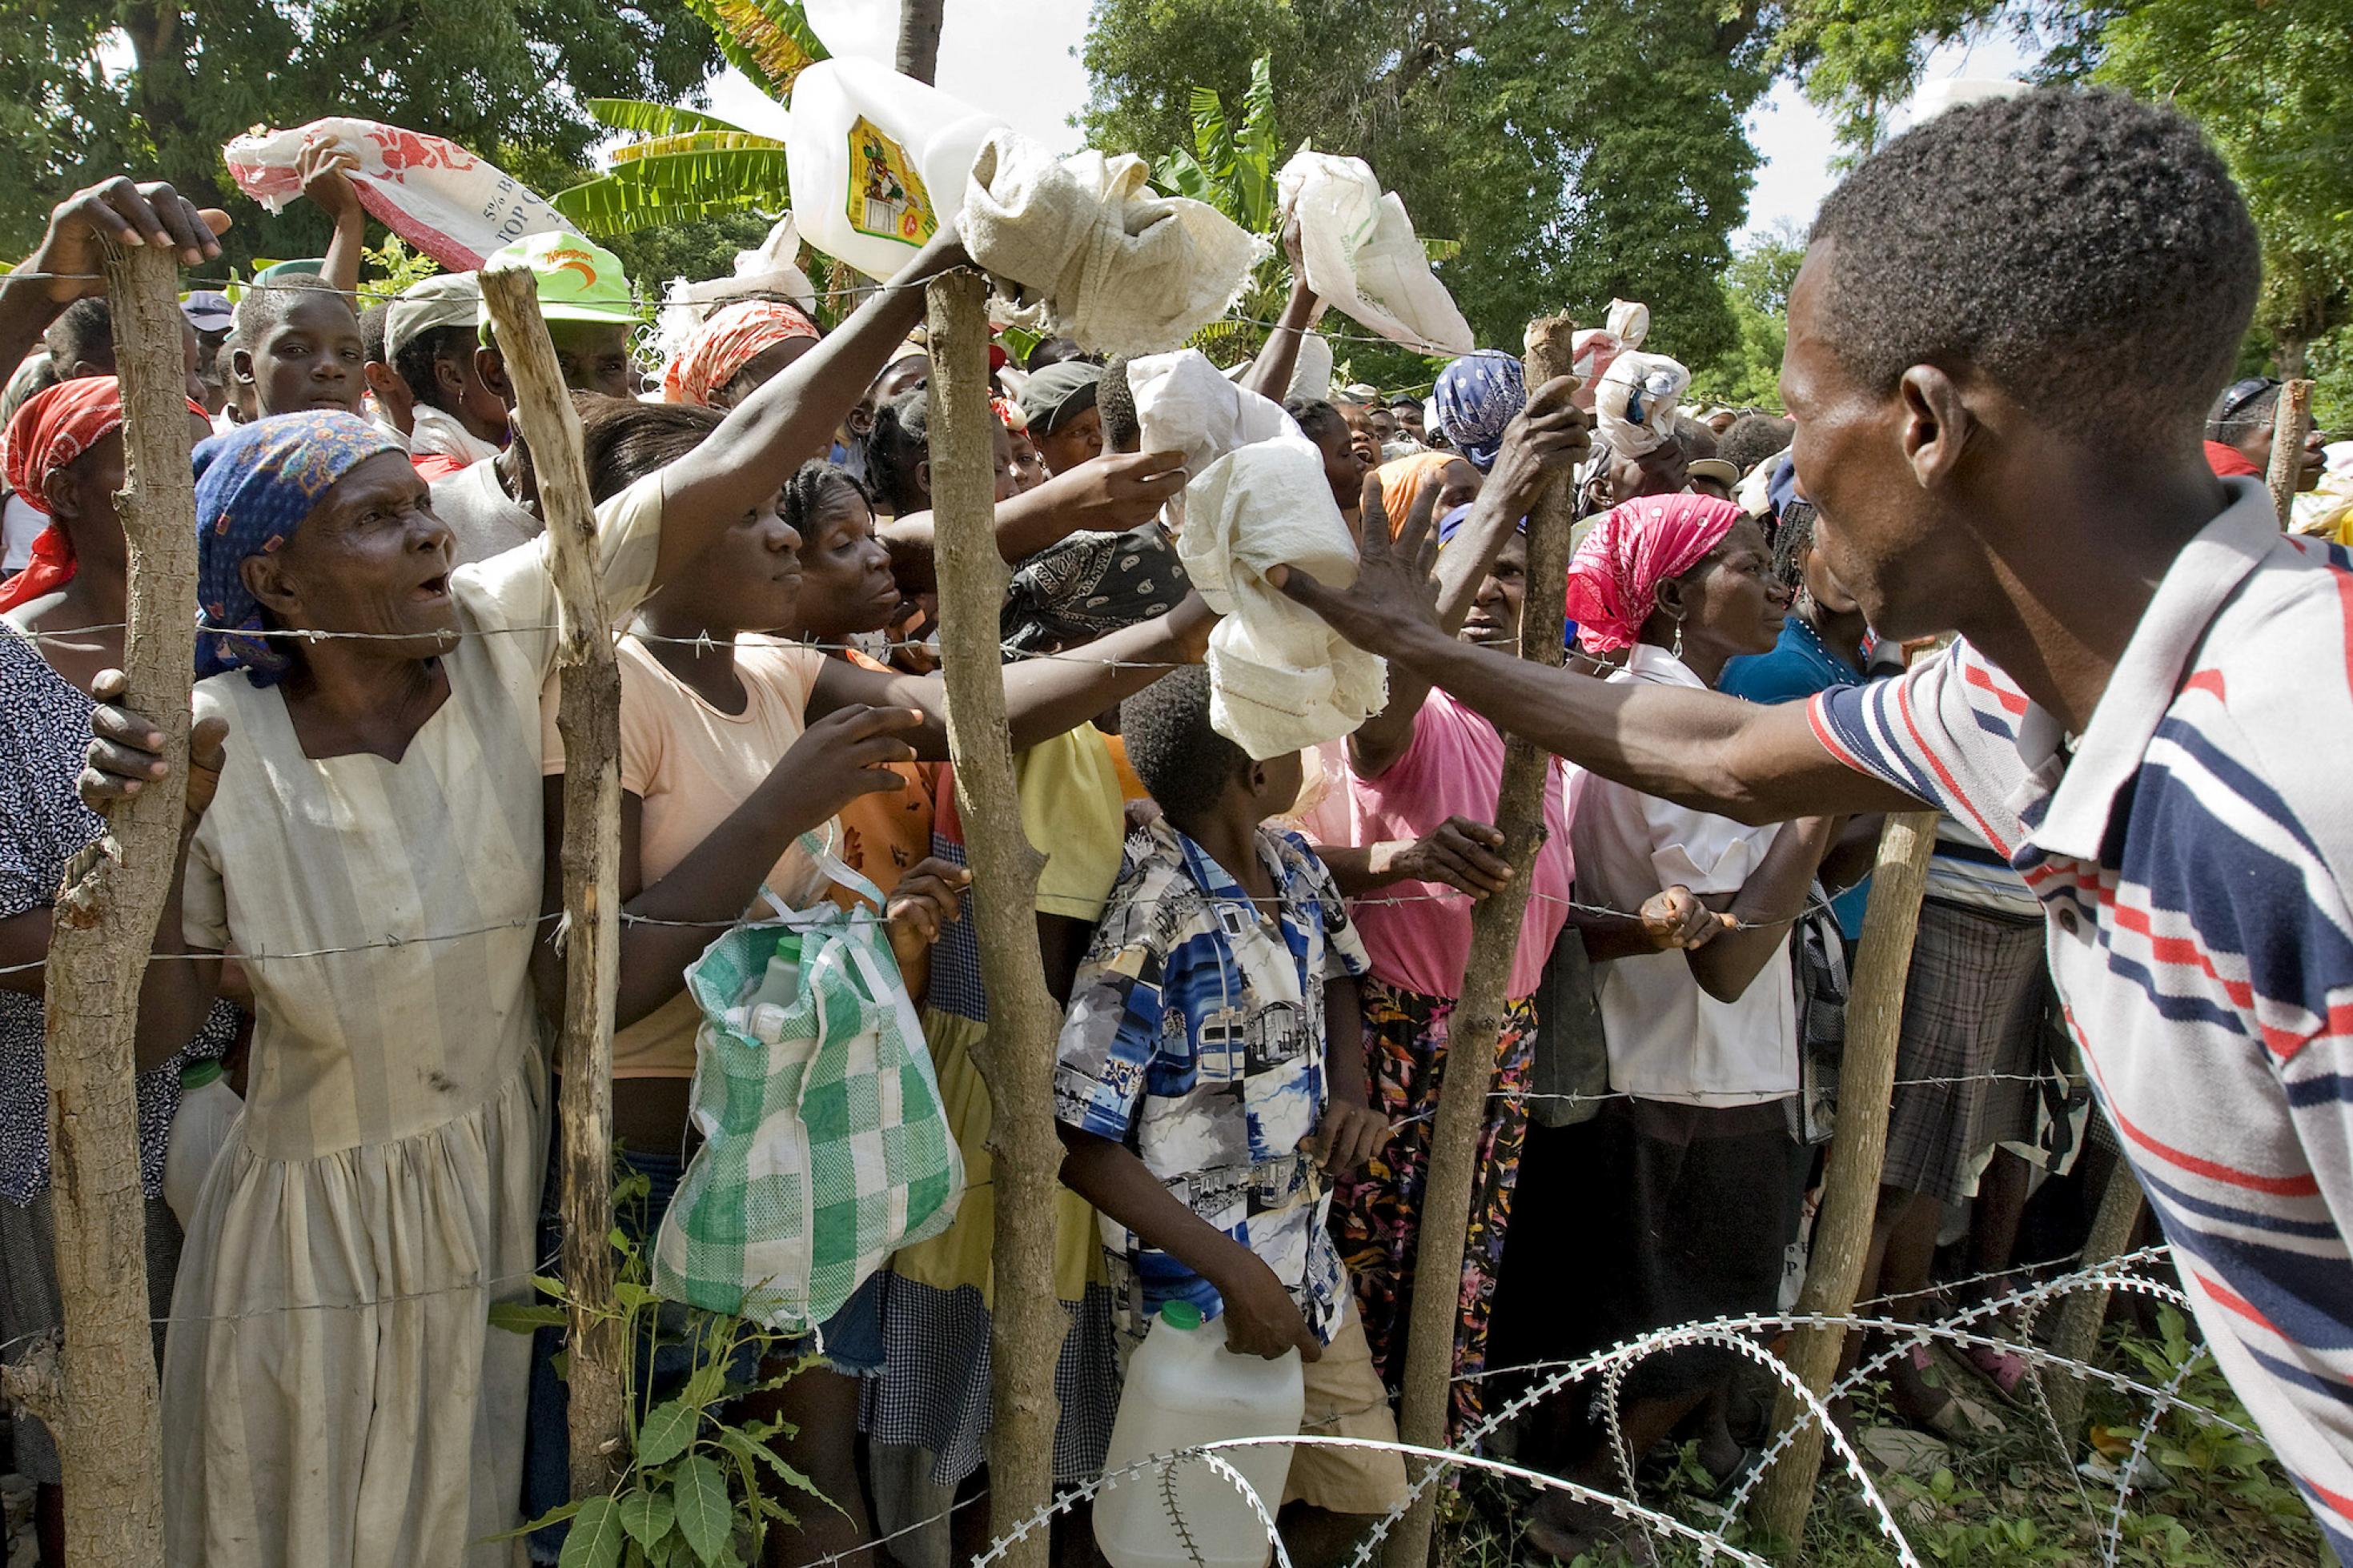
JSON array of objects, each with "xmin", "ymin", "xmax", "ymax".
[{"xmin": 480, "ymin": 231, "xmax": 636, "ymax": 327}]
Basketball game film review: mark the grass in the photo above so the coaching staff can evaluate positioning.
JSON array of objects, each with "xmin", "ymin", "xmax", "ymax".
[{"xmin": 1435, "ymin": 1311, "xmax": 2327, "ymax": 1568}]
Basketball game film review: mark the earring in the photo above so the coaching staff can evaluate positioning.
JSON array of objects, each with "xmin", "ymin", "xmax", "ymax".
[{"xmin": 1668, "ymin": 612, "xmax": 1686, "ymax": 662}]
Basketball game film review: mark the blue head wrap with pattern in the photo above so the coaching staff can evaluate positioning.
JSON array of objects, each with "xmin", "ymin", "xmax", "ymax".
[
  {"xmin": 194, "ymin": 412, "xmax": 404, "ymax": 687},
  {"xmin": 1431, "ymin": 350, "xmax": 1525, "ymax": 475}
]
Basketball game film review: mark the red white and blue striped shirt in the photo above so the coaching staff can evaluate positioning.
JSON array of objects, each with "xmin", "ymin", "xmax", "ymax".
[{"xmin": 1809, "ymin": 481, "xmax": 2353, "ymax": 1562}]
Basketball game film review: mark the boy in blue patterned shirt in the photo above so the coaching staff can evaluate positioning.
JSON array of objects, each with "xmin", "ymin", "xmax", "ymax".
[{"xmin": 1054, "ymin": 667, "xmax": 1409, "ymax": 1543}]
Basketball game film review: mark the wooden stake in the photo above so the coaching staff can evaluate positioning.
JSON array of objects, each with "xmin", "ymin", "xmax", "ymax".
[
  {"xmin": 34, "ymin": 242, "xmax": 193, "ymax": 1565},
  {"xmin": 2040, "ymin": 1155, "xmax": 2147, "ymax": 1451},
  {"xmin": 1383, "ymin": 315, "xmax": 1580, "ymax": 1568},
  {"xmin": 925, "ymin": 269, "xmax": 1066, "ymax": 1568},
  {"xmin": 2265, "ymin": 379, "xmax": 2314, "ymax": 527},
  {"xmin": 1751, "ymin": 807, "xmax": 1940, "ymax": 1549},
  {"xmin": 480, "ymin": 267, "xmax": 628, "ymax": 1495}
]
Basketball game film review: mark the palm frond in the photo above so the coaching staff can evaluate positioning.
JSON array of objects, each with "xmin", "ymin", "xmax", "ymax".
[
  {"xmin": 684, "ymin": 0, "xmax": 829, "ymax": 100},
  {"xmin": 587, "ymin": 98, "xmax": 745, "ymax": 138},
  {"xmin": 608, "ymin": 129, "xmax": 785, "ymax": 166},
  {"xmin": 552, "ymin": 146, "xmax": 793, "ymax": 233}
]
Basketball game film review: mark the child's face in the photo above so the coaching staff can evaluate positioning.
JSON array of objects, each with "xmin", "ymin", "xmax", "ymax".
[
  {"xmin": 1006, "ymin": 427, "xmax": 1049, "ymax": 493},
  {"xmin": 241, "ymin": 292, "xmax": 366, "ymax": 417}
]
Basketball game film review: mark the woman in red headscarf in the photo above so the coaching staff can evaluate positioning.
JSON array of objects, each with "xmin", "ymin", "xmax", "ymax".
[
  {"xmin": 662, "ymin": 297, "xmax": 821, "ymax": 409},
  {"xmin": 0, "ymin": 375, "xmax": 239, "ymax": 1562},
  {"xmin": 1519, "ymin": 492, "xmax": 1845, "ymax": 1563}
]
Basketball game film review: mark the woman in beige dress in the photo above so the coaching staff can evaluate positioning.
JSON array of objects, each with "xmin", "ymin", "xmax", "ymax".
[{"xmin": 81, "ymin": 231, "xmax": 970, "ymax": 1568}]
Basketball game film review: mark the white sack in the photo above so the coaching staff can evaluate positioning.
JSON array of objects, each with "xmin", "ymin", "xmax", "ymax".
[
  {"xmin": 223, "ymin": 118, "xmax": 560, "ymax": 271},
  {"xmin": 958, "ymin": 131, "xmax": 1265, "ymax": 357},
  {"xmin": 1176, "ymin": 443, "xmax": 1387, "ymax": 760},
  {"xmin": 1275, "ymin": 151, "xmax": 1473, "ymax": 357},
  {"xmin": 655, "ymin": 213, "xmax": 821, "ymax": 375},
  {"xmin": 1594, "ymin": 350, "xmax": 1690, "ymax": 459}
]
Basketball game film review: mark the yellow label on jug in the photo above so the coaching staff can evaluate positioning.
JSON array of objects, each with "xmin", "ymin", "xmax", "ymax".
[{"xmin": 847, "ymin": 117, "xmax": 936, "ymax": 246}]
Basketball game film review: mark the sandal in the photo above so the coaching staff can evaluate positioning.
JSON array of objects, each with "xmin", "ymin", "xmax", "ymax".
[{"xmin": 1893, "ymin": 1345, "xmax": 2006, "ymax": 1440}]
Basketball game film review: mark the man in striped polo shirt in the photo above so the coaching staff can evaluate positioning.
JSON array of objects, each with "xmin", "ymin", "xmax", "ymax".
[{"xmin": 1277, "ymin": 88, "xmax": 2353, "ymax": 1559}]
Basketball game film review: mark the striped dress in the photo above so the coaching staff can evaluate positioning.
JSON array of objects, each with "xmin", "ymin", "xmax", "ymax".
[
  {"xmin": 159, "ymin": 479, "xmax": 664, "ymax": 1568},
  {"xmin": 1809, "ymin": 480, "xmax": 2353, "ymax": 1563}
]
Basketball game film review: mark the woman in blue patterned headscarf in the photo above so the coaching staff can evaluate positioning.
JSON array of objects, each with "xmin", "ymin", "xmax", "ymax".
[
  {"xmin": 191, "ymin": 410, "xmax": 404, "ymax": 684},
  {"xmin": 1431, "ymin": 349, "xmax": 1525, "ymax": 474}
]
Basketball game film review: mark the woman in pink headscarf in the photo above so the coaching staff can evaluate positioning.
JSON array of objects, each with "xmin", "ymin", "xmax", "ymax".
[
  {"xmin": 662, "ymin": 297, "xmax": 821, "ymax": 408},
  {"xmin": 1521, "ymin": 491, "xmax": 1845, "ymax": 1563}
]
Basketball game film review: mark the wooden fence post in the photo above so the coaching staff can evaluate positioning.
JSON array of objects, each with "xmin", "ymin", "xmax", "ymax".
[
  {"xmin": 925, "ymin": 268, "xmax": 1066, "ymax": 1568},
  {"xmin": 2265, "ymin": 379, "xmax": 2314, "ymax": 527},
  {"xmin": 2039, "ymin": 1154, "xmax": 2148, "ymax": 1451},
  {"xmin": 1751, "ymin": 808, "xmax": 1940, "ymax": 1547},
  {"xmin": 480, "ymin": 267, "xmax": 628, "ymax": 1494},
  {"xmin": 1383, "ymin": 315, "xmax": 1580, "ymax": 1568},
  {"xmin": 31, "ymin": 242, "xmax": 192, "ymax": 1563}
]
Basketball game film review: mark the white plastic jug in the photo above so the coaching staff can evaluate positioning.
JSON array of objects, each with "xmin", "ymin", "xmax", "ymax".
[
  {"xmin": 1094, "ymin": 1299, "xmax": 1306, "ymax": 1568},
  {"xmin": 162, "ymin": 1059, "xmax": 241, "ymax": 1229},
  {"xmin": 785, "ymin": 57, "xmax": 1006, "ymax": 281}
]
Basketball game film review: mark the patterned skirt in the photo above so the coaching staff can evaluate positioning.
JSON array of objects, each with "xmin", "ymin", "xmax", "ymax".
[{"xmin": 1331, "ymin": 979, "xmax": 1536, "ymax": 1438}]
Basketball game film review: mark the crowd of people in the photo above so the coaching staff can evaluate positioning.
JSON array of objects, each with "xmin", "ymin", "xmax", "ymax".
[{"xmin": 0, "ymin": 83, "xmax": 2347, "ymax": 1568}]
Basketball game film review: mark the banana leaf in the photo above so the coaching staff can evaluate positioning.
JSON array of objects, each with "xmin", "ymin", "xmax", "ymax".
[
  {"xmin": 587, "ymin": 98, "xmax": 745, "ymax": 138},
  {"xmin": 685, "ymin": 0, "xmax": 829, "ymax": 101},
  {"xmin": 608, "ymin": 130, "xmax": 785, "ymax": 166},
  {"xmin": 552, "ymin": 146, "xmax": 793, "ymax": 233}
]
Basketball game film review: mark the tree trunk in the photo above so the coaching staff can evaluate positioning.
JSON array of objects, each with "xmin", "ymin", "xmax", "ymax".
[
  {"xmin": 896, "ymin": 0, "xmax": 946, "ymax": 84},
  {"xmin": 1383, "ymin": 315, "xmax": 1581, "ymax": 1568},
  {"xmin": 926, "ymin": 268, "xmax": 1065, "ymax": 1568},
  {"xmin": 479, "ymin": 267, "xmax": 629, "ymax": 1497},
  {"xmin": 1749, "ymin": 807, "xmax": 1941, "ymax": 1550},
  {"xmin": 2275, "ymin": 334, "xmax": 2308, "ymax": 383},
  {"xmin": 35, "ymin": 241, "xmax": 196, "ymax": 1566}
]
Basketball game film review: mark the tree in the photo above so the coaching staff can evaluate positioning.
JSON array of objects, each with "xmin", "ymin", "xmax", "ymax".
[
  {"xmin": 0, "ymin": 0, "xmax": 723, "ymax": 261},
  {"xmin": 897, "ymin": 0, "xmax": 946, "ymax": 84},
  {"xmin": 1082, "ymin": 0, "xmax": 1773, "ymax": 370},
  {"xmin": 1696, "ymin": 223, "xmax": 1805, "ymax": 408}
]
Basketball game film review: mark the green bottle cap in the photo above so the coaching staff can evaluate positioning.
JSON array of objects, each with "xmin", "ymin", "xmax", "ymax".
[
  {"xmin": 179, "ymin": 1060, "xmax": 224, "ymax": 1091},
  {"xmin": 1158, "ymin": 1299, "xmax": 1204, "ymax": 1332}
]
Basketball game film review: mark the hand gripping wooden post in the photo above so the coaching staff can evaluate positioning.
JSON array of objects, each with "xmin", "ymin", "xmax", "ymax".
[
  {"xmin": 1751, "ymin": 806, "xmax": 1941, "ymax": 1547},
  {"xmin": 2266, "ymin": 379, "xmax": 2315, "ymax": 527},
  {"xmin": 480, "ymin": 267, "xmax": 628, "ymax": 1494},
  {"xmin": 1383, "ymin": 316, "xmax": 1580, "ymax": 1568},
  {"xmin": 22, "ymin": 243, "xmax": 193, "ymax": 1563},
  {"xmin": 925, "ymin": 268, "xmax": 1066, "ymax": 1568}
]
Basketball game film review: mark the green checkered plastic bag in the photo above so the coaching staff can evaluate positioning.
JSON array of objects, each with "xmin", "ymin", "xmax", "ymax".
[{"xmin": 652, "ymin": 838, "xmax": 964, "ymax": 1333}]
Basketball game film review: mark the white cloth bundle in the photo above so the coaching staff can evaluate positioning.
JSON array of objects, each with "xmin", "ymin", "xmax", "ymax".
[
  {"xmin": 1217, "ymin": 331, "xmax": 1334, "ymax": 402},
  {"xmin": 406, "ymin": 404, "xmax": 500, "ymax": 471},
  {"xmin": 654, "ymin": 212, "xmax": 821, "ymax": 372},
  {"xmin": 1176, "ymin": 441, "xmax": 1387, "ymax": 760},
  {"xmin": 957, "ymin": 131, "xmax": 1266, "ymax": 357},
  {"xmin": 1276, "ymin": 151, "xmax": 1473, "ymax": 356},
  {"xmin": 1594, "ymin": 350, "xmax": 1690, "ymax": 458},
  {"xmin": 1568, "ymin": 299, "xmax": 1652, "ymax": 411},
  {"xmin": 1130, "ymin": 350, "xmax": 1298, "ymax": 479},
  {"xmin": 223, "ymin": 118, "xmax": 560, "ymax": 271}
]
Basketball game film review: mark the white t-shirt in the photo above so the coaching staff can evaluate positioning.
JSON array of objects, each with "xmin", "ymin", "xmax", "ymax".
[{"xmin": 1570, "ymin": 643, "xmax": 1797, "ymax": 1106}]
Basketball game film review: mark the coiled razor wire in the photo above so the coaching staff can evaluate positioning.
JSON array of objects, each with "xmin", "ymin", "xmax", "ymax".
[{"xmin": 786, "ymin": 1245, "xmax": 2268, "ymax": 1568}]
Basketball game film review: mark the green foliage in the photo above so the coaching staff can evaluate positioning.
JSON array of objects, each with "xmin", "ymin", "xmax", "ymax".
[
  {"xmin": 501, "ymin": 1167, "xmax": 833, "ymax": 1568},
  {"xmin": 359, "ymin": 237, "xmax": 443, "ymax": 303},
  {"xmin": 1154, "ymin": 58, "xmax": 1287, "ymax": 235},
  {"xmin": 0, "ymin": 0, "xmax": 722, "ymax": 263},
  {"xmin": 2094, "ymin": 0, "xmax": 2353, "ymax": 366},
  {"xmin": 1696, "ymin": 224, "xmax": 1805, "ymax": 410},
  {"xmin": 553, "ymin": 100, "xmax": 793, "ymax": 237},
  {"xmin": 1084, "ymin": 0, "xmax": 1773, "ymax": 371},
  {"xmin": 682, "ymin": 0, "xmax": 830, "ymax": 101}
]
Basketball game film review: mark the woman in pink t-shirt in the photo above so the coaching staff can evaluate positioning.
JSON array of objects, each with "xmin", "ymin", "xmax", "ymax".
[{"xmin": 1303, "ymin": 429, "xmax": 1717, "ymax": 1434}]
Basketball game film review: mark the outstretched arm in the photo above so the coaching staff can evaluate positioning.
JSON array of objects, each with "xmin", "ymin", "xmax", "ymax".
[
  {"xmin": 295, "ymin": 140, "xmax": 368, "ymax": 303},
  {"xmin": 1273, "ymin": 481, "xmax": 1926, "ymax": 825}
]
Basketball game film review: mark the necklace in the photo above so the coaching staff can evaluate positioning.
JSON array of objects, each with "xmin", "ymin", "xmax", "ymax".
[{"xmin": 1792, "ymin": 611, "xmax": 1859, "ymax": 675}]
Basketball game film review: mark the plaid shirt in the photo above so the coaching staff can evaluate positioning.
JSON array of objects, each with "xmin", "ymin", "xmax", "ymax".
[{"xmin": 1054, "ymin": 821, "xmax": 1370, "ymax": 1345}]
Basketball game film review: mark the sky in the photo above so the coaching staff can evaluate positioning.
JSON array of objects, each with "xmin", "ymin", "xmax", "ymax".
[{"xmin": 704, "ymin": 2, "xmax": 2045, "ymax": 248}]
